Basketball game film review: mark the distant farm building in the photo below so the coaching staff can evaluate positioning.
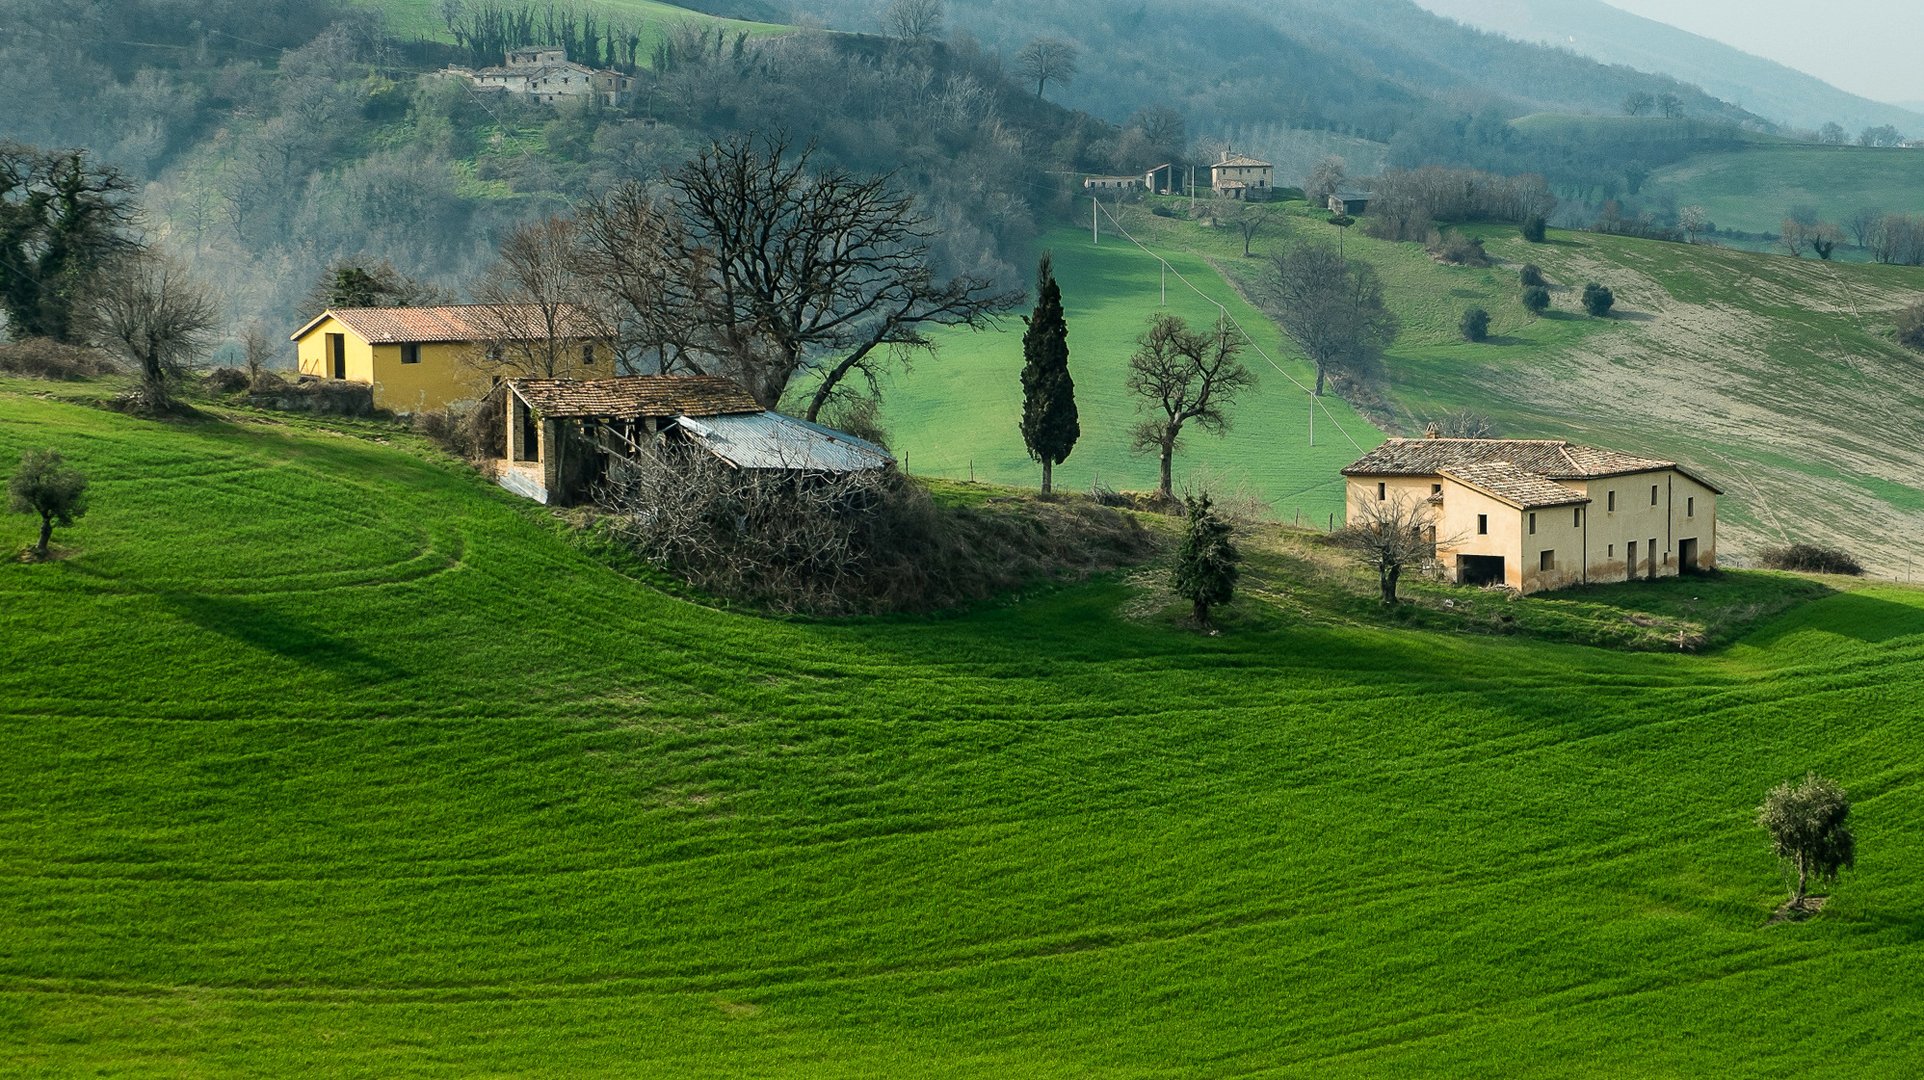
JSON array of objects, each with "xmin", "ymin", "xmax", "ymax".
[
  {"xmin": 1341, "ymin": 436, "xmax": 1720, "ymax": 594},
  {"xmin": 1327, "ymin": 191, "xmax": 1371, "ymax": 215},
  {"xmin": 494, "ymin": 376, "xmax": 894, "ymax": 505},
  {"xmin": 1210, "ymin": 151, "xmax": 1273, "ymax": 200},
  {"xmin": 443, "ymin": 47, "xmax": 634, "ymax": 106},
  {"xmin": 1083, "ymin": 175, "xmax": 1141, "ymax": 192},
  {"xmin": 291, "ymin": 304, "xmax": 607, "ymax": 412}
]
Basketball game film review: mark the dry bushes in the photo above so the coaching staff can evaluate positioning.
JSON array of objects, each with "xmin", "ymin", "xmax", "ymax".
[
  {"xmin": 412, "ymin": 394, "xmax": 504, "ymax": 464},
  {"xmin": 604, "ymin": 449, "xmax": 1155, "ymax": 614},
  {"xmin": 0, "ymin": 339, "xmax": 117, "ymax": 380},
  {"xmin": 1428, "ymin": 230, "xmax": 1491, "ymax": 267},
  {"xmin": 1757, "ymin": 542, "xmax": 1864, "ymax": 576}
]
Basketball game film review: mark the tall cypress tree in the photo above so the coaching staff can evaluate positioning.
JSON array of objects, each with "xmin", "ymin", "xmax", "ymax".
[{"xmin": 1019, "ymin": 253, "xmax": 1078, "ymax": 493}]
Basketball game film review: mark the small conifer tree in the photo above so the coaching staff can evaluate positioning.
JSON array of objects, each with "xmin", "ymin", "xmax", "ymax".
[
  {"xmin": 1173, "ymin": 494, "xmax": 1238, "ymax": 627},
  {"xmin": 9, "ymin": 448, "xmax": 88, "ymax": 559},
  {"xmin": 1019, "ymin": 253, "xmax": 1078, "ymax": 493}
]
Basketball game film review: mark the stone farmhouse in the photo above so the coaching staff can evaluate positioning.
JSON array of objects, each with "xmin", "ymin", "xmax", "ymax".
[
  {"xmin": 1341, "ymin": 436, "xmax": 1721, "ymax": 594},
  {"xmin": 443, "ymin": 47, "xmax": 634, "ymax": 106},
  {"xmin": 291, "ymin": 304, "xmax": 607, "ymax": 412},
  {"xmin": 1209, "ymin": 151, "xmax": 1273, "ymax": 200},
  {"xmin": 494, "ymin": 376, "xmax": 894, "ymax": 505}
]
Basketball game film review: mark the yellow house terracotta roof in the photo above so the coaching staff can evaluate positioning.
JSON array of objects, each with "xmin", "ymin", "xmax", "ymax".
[
  {"xmin": 291, "ymin": 304, "xmax": 601, "ymax": 345},
  {"xmin": 1440, "ymin": 462, "xmax": 1589, "ymax": 509},
  {"xmin": 1344, "ymin": 438, "xmax": 1722, "ymax": 495},
  {"xmin": 505, "ymin": 376, "xmax": 761, "ymax": 418}
]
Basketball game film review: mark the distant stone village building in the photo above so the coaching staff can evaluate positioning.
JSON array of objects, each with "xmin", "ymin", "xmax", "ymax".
[
  {"xmin": 1327, "ymin": 191, "xmax": 1371, "ymax": 215},
  {"xmin": 494, "ymin": 376, "xmax": 894, "ymax": 505},
  {"xmin": 291, "ymin": 304, "xmax": 606, "ymax": 412},
  {"xmin": 1082, "ymin": 175, "xmax": 1141, "ymax": 192},
  {"xmin": 442, "ymin": 46, "xmax": 634, "ymax": 106},
  {"xmin": 1341, "ymin": 436, "xmax": 1720, "ymax": 594},
  {"xmin": 1210, "ymin": 151, "xmax": 1273, "ymax": 200}
]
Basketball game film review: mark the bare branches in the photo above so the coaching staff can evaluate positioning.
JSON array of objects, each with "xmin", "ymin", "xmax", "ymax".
[
  {"xmin": 1263, "ymin": 241, "xmax": 1396, "ymax": 396},
  {"xmin": 85, "ymin": 248, "xmax": 220, "ymax": 409},
  {"xmin": 578, "ymin": 134, "xmax": 1019, "ymax": 414},
  {"xmin": 468, "ymin": 215, "xmax": 605, "ymax": 377},
  {"xmin": 1013, "ymin": 38, "xmax": 1078, "ymax": 100},
  {"xmin": 1332, "ymin": 492, "xmax": 1450, "ymax": 605},
  {"xmin": 1125, "ymin": 313, "xmax": 1253, "ymax": 500},
  {"xmin": 0, "ymin": 142, "xmax": 142, "ymax": 343}
]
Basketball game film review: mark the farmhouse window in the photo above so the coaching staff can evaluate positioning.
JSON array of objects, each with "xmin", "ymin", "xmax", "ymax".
[
  {"xmin": 1432, "ymin": 483, "xmax": 1442, "ymax": 496},
  {"xmin": 1377, "ymin": 482, "xmax": 1386, "ymax": 500},
  {"xmin": 1608, "ymin": 544, "xmax": 1615, "ymax": 558},
  {"xmin": 1574, "ymin": 507, "xmax": 1583, "ymax": 527},
  {"xmin": 1608, "ymin": 490, "xmax": 1616, "ymax": 512},
  {"xmin": 1529, "ymin": 512, "xmax": 1537, "ymax": 535},
  {"xmin": 1687, "ymin": 496, "xmax": 1695, "ymax": 517},
  {"xmin": 1540, "ymin": 550, "xmax": 1556, "ymax": 572},
  {"xmin": 582, "ymin": 343, "xmax": 595, "ymax": 366},
  {"xmin": 400, "ymin": 343, "xmax": 420, "ymax": 365},
  {"xmin": 1651, "ymin": 484, "xmax": 1659, "ymax": 505},
  {"xmin": 1477, "ymin": 514, "xmax": 1488, "ymax": 535}
]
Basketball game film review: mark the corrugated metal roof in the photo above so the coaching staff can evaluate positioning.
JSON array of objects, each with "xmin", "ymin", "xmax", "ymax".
[
  {"xmin": 508, "ymin": 376, "xmax": 760, "ymax": 418},
  {"xmin": 674, "ymin": 412, "xmax": 894, "ymax": 473}
]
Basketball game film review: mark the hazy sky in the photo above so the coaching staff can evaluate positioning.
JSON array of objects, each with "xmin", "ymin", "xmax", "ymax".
[{"xmin": 1606, "ymin": 0, "xmax": 1924, "ymax": 104}]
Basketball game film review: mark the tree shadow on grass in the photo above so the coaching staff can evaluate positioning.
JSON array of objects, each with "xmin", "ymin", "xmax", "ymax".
[{"xmin": 159, "ymin": 592, "xmax": 407, "ymax": 683}]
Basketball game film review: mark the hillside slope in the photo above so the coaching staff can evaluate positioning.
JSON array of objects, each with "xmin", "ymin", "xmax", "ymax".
[
  {"xmin": 888, "ymin": 204, "xmax": 1924, "ymax": 575},
  {"xmin": 4, "ymin": 388, "xmax": 1924, "ymax": 1074},
  {"xmin": 1415, "ymin": 0, "xmax": 1924, "ymax": 132}
]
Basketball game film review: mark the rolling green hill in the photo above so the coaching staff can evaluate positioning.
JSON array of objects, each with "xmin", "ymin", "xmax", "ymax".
[
  {"xmin": 888, "ymin": 204, "xmax": 1924, "ymax": 575},
  {"xmin": 5, "ymin": 384, "xmax": 1924, "ymax": 1074},
  {"xmin": 1654, "ymin": 143, "xmax": 1924, "ymax": 237}
]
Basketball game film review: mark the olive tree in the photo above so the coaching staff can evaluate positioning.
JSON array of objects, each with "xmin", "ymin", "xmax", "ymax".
[
  {"xmin": 8, "ymin": 447, "xmax": 88, "ymax": 559},
  {"xmin": 1757, "ymin": 773, "xmax": 1855, "ymax": 908}
]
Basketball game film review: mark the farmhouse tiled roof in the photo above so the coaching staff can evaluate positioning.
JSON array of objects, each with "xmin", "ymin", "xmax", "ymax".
[
  {"xmin": 1213, "ymin": 154, "xmax": 1271, "ymax": 169},
  {"xmin": 506, "ymin": 376, "xmax": 762, "ymax": 419},
  {"xmin": 1440, "ymin": 462, "xmax": 1588, "ymax": 509},
  {"xmin": 293, "ymin": 305, "xmax": 602, "ymax": 345},
  {"xmin": 1343, "ymin": 438, "xmax": 1721, "ymax": 493}
]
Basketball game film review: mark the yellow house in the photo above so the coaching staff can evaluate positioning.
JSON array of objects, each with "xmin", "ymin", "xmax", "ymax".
[
  {"xmin": 1341, "ymin": 436, "xmax": 1721, "ymax": 594},
  {"xmin": 290, "ymin": 304, "xmax": 607, "ymax": 412}
]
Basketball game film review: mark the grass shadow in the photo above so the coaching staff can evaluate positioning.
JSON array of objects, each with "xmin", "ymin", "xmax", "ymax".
[{"xmin": 159, "ymin": 592, "xmax": 409, "ymax": 682}]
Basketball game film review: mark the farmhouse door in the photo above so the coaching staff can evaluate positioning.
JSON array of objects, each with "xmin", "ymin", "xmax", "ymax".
[
  {"xmin": 1627, "ymin": 540, "xmax": 1638, "ymax": 581},
  {"xmin": 328, "ymin": 333, "xmax": 346, "ymax": 380}
]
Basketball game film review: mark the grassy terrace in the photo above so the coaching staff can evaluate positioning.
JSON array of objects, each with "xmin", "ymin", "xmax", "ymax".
[{"xmin": 3, "ymin": 386, "xmax": 1924, "ymax": 1074}]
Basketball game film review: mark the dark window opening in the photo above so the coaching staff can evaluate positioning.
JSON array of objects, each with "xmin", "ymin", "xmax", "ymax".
[
  {"xmin": 1539, "ymin": 550, "xmax": 1556, "ymax": 571},
  {"xmin": 1528, "ymin": 512, "xmax": 1537, "ymax": 535},
  {"xmin": 1687, "ymin": 496, "xmax": 1695, "ymax": 517},
  {"xmin": 1431, "ymin": 483, "xmax": 1442, "ymax": 496},
  {"xmin": 582, "ymin": 343, "xmax": 596, "ymax": 365},
  {"xmin": 1377, "ymin": 482, "xmax": 1386, "ymax": 501},
  {"xmin": 1651, "ymin": 484, "xmax": 1659, "ymax": 505},
  {"xmin": 401, "ymin": 343, "xmax": 420, "ymax": 365},
  {"xmin": 1574, "ymin": 507, "xmax": 1583, "ymax": 527},
  {"xmin": 1477, "ymin": 514, "xmax": 1488, "ymax": 535},
  {"xmin": 1607, "ymin": 490, "xmax": 1616, "ymax": 512},
  {"xmin": 515, "ymin": 401, "xmax": 539, "ymax": 462}
]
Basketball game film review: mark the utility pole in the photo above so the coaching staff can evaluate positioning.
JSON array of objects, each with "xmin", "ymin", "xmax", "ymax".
[{"xmin": 1092, "ymin": 197, "xmax": 1099, "ymax": 244}]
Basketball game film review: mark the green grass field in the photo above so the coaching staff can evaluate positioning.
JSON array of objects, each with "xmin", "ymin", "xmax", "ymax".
[
  {"xmin": 5, "ymin": 384, "xmax": 1924, "ymax": 1075},
  {"xmin": 894, "ymin": 203, "xmax": 1924, "ymax": 575},
  {"xmin": 362, "ymin": 0, "xmax": 787, "ymax": 56},
  {"xmin": 1654, "ymin": 143, "xmax": 1924, "ymax": 238},
  {"xmin": 875, "ymin": 224, "xmax": 1383, "ymax": 524}
]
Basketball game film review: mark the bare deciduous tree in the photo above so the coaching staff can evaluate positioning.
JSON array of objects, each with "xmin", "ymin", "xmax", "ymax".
[
  {"xmin": 1014, "ymin": 37, "xmax": 1078, "ymax": 100},
  {"xmin": 1125, "ymin": 313, "xmax": 1253, "ymax": 500},
  {"xmin": 86, "ymin": 249, "xmax": 220, "ymax": 410},
  {"xmin": 881, "ymin": 0, "xmax": 943, "ymax": 43},
  {"xmin": 1229, "ymin": 202, "xmax": 1278, "ymax": 257},
  {"xmin": 583, "ymin": 135, "xmax": 1020, "ymax": 418},
  {"xmin": 1305, "ymin": 155, "xmax": 1347, "ymax": 205},
  {"xmin": 1845, "ymin": 206, "xmax": 1883, "ymax": 250},
  {"xmin": 469, "ymin": 215, "xmax": 605, "ymax": 378},
  {"xmin": 1263, "ymin": 241, "xmax": 1397, "ymax": 396},
  {"xmin": 1334, "ymin": 492, "xmax": 1447, "ymax": 605}
]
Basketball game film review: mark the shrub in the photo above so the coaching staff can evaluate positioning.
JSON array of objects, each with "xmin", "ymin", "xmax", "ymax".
[
  {"xmin": 201, "ymin": 367, "xmax": 253, "ymax": 395},
  {"xmin": 1581, "ymin": 282, "xmax": 1616, "ymax": 317},
  {"xmin": 0, "ymin": 339, "xmax": 116, "ymax": 380},
  {"xmin": 1519, "ymin": 263, "xmax": 1546, "ymax": 288},
  {"xmin": 413, "ymin": 394, "xmax": 505, "ymax": 464},
  {"xmin": 1757, "ymin": 542, "xmax": 1864, "ymax": 576},
  {"xmin": 1521, "ymin": 215, "xmax": 1547, "ymax": 242},
  {"xmin": 1459, "ymin": 307, "xmax": 1490, "ymax": 342},
  {"xmin": 1521, "ymin": 286, "xmax": 1551, "ymax": 315},
  {"xmin": 1428, "ymin": 229, "xmax": 1491, "ymax": 266},
  {"xmin": 1897, "ymin": 300, "xmax": 1924, "ymax": 352},
  {"xmin": 606, "ymin": 450, "xmax": 1154, "ymax": 614},
  {"xmin": 1150, "ymin": 204, "xmax": 1176, "ymax": 218}
]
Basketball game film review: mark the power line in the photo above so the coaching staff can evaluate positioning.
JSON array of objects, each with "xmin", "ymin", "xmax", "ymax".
[{"xmin": 1091, "ymin": 198, "xmax": 1366, "ymax": 453}]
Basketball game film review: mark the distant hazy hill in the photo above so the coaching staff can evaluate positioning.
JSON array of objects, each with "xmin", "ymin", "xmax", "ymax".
[
  {"xmin": 1414, "ymin": 0, "xmax": 1924, "ymax": 133},
  {"xmin": 785, "ymin": 0, "xmax": 1752, "ymax": 135}
]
